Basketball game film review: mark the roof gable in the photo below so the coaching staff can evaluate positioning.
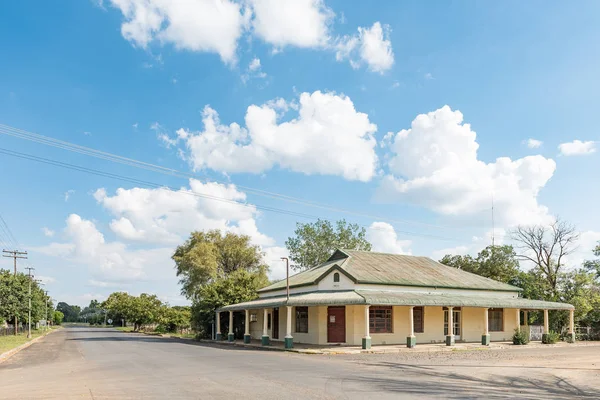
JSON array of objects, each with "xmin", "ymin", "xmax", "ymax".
[{"xmin": 258, "ymin": 249, "xmax": 522, "ymax": 293}]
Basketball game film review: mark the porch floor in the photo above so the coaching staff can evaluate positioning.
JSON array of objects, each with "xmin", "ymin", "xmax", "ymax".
[{"xmin": 212, "ymin": 338, "xmax": 576, "ymax": 355}]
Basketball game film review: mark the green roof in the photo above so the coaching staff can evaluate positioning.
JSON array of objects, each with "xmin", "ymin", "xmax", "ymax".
[
  {"xmin": 258, "ymin": 249, "xmax": 522, "ymax": 293},
  {"xmin": 218, "ymin": 290, "xmax": 573, "ymax": 312}
]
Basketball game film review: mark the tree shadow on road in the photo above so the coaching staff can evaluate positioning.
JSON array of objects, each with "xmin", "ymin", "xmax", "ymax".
[{"xmin": 347, "ymin": 362, "xmax": 599, "ymax": 399}]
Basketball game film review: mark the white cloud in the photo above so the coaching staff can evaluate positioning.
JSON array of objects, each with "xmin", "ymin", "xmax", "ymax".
[
  {"xmin": 41, "ymin": 227, "xmax": 55, "ymax": 237},
  {"xmin": 177, "ymin": 91, "xmax": 378, "ymax": 181},
  {"xmin": 93, "ymin": 179, "xmax": 274, "ymax": 246},
  {"xmin": 335, "ymin": 22, "xmax": 394, "ymax": 73},
  {"xmin": 525, "ymin": 138, "xmax": 543, "ymax": 149},
  {"xmin": 424, "ymin": 72, "xmax": 434, "ymax": 80},
  {"xmin": 367, "ymin": 222, "xmax": 411, "ymax": 255},
  {"xmin": 565, "ymin": 230, "xmax": 600, "ymax": 268},
  {"xmin": 64, "ymin": 190, "xmax": 75, "ymax": 202},
  {"xmin": 250, "ymin": 0, "xmax": 333, "ymax": 49},
  {"xmin": 262, "ymin": 246, "xmax": 289, "ymax": 281},
  {"xmin": 108, "ymin": 0, "xmax": 247, "ymax": 64},
  {"xmin": 558, "ymin": 140, "xmax": 596, "ymax": 156},
  {"xmin": 241, "ymin": 57, "xmax": 267, "ymax": 83},
  {"xmin": 36, "ymin": 275, "xmax": 56, "ymax": 285},
  {"xmin": 378, "ymin": 105, "xmax": 556, "ymax": 227}
]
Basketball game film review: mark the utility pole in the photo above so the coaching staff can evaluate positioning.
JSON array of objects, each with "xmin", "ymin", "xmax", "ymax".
[
  {"xmin": 2, "ymin": 250, "xmax": 27, "ymax": 335},
  {"xmin": 45, "ymin": 290, "xmax": 49, "ymax": 331},
  {"xmin": 25, "ymin": 266, "xmax": 34, "ymax": 338}
]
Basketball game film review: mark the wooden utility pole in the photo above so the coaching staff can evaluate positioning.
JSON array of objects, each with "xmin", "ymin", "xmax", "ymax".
[
  {"xmin": 3, "ymin": 249, "xmax": 27, "ymax": 335},
  {"xmin": 25, "ymin": 267, "xmax": 35, "ymax": 338}
]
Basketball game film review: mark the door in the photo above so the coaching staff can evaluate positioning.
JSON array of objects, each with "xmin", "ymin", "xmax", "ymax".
[
  {"xmin": 327, "ymin": 306, "xmax": 346, "ymax": 343},
  {"xmin": 272, "ymin": 308, "xmax": 279, "ymax": 339},
  {"xmin": 444, "ymin": 309, "xmax": 461, "ymax": 340}
]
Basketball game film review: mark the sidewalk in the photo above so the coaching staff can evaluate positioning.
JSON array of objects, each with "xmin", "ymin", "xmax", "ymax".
[{"xmin": 209, "ymin": 337, "xmax": 584, "ymax": 355}]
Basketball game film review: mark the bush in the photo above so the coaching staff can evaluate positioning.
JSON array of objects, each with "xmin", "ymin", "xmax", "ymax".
[
  {"xmin": 542, "ymin": 331, "xmax": 560, "ymax": 344},
  {"xmin": 512, "ymin": 328, "xmax": 529, "ymax": 345}
]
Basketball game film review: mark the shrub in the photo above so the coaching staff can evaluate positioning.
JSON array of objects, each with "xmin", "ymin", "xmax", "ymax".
[
  {"xmin": 512, "ymin": 328, "xmax": 529, "ymax": 345},
  {"xmin": 542, "ymin": 330, "xmax": 560, "ymax": 344}
]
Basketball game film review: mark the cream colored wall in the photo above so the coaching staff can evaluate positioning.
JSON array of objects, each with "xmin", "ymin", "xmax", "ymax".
[
  {"xmin": 248, "ymin": 306, "xmax": 519, "ymax": 344},
  {"xmin": 318, "ymin": 270, "xmax": 355, "ymax": 291}
]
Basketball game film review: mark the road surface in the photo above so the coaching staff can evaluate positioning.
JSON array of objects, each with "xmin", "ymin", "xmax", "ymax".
[{"xmin": 1, "ymin": 327, "xmax": 599, "ymax": 399}]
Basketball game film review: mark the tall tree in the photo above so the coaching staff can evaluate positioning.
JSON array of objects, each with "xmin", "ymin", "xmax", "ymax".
[
  {"xmin": 440, "ymin": 245, "xmax": 520, "ymax": 283},
  {"xmin": 56, "ymin": 302, "xmax": 81, "ymax": 322},
  {"xmin": 285, "ymin": 219, "xmax": 372, "ymax": 271},
  {"xmin": 173, "ymin": 230, "xmax": 267, "ymax": 299},
  {"xmin": 511, "ymin": 217, "xmax": 579, "ymax": 297}
]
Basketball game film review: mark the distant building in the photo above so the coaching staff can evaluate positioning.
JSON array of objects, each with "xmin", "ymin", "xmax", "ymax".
[{"xmin": 217, "ymin": 249, "xmax": 574, "ymax": 349}]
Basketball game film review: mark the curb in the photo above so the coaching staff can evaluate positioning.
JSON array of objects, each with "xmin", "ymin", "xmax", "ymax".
[{"xmin": 0, "ymin": 328, "xmax": 61, "ymax": 364}]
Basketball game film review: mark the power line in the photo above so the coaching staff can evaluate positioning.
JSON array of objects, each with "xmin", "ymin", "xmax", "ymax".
[
  {"xmin": 0, "ymin": 147, "xmax": 459, "ymax": 242},
  {"xmin": 0, "ymin": 123, "xmax": 466, "ymax": 232}
]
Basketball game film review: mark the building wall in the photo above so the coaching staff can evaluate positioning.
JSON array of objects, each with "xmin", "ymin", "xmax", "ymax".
[{"xmin": 249, "ymin": 306, "xmax": 520, "ymax": 345}]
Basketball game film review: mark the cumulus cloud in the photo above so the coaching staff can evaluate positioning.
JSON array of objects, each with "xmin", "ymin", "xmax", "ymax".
[
  {"xmin": 250, "ymin": 0, "xmax": 333, "ymax": 49},
  {"xmin": 241, "ymin": 57, "xmax": 267, "ymax": 83},
  {"xmin": 41, "ymin": 227, "xmax": 55, "ymax": 237},
  {"xmin": 174, "ymin": 91, "xmax": 378, "ymax": 181},
  {"xmin": 107, "ymin": 0, "xmax": 247, "ymax": 63},
  {"xmin": 262, "ymin": 246, "xmax": 290, "ymax": 281},
  {"xmin": 335, "ymin": 22, "xmax": 394, "ymax": 73},
  {"xmin": 525, "ymin": 138, "xmax": 543, "ymax": 149},
  {"xmin": 106, "ymin": 1, "xmax": 392, "ymax": 73},
  {"xmin": 378, "ymin": 106, "xmax": 556, "ymax": 227},
  {"xmin": 558, "ymin": 140, "xmax": 596, "ymax": 156},
  {"xmin": 367, "ymin": 222, "xmax": 411, "ymax": 255},
  {"xmin": 93, "ymin": 179, "xmax": 274, "ymax": 246}
]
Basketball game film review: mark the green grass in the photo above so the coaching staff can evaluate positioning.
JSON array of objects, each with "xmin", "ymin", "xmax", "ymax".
[
  {"xmin": 114, "ymin": 326, "xmax": 134, "ymax": 332},
  {"xmin": 0, "ymin": 327, "xmax": 58, "ymax": 354},
  {"xmin": 112, "ymin": 326, "xmax": 195, "ymax": 339}
]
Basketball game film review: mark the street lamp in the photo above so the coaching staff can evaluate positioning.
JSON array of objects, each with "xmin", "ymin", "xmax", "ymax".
[{"xmin": 280, "ymin": 257, "xmax": 290, "ymax": 302}]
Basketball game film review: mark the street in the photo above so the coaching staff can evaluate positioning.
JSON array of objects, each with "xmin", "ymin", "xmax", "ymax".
[{"xmin": 1, "ymin": 327, "xmax": 599, "ymax": 399}]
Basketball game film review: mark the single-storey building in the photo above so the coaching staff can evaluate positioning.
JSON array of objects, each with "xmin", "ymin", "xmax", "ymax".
[{"xmin": 216, "ymin": 249, "xmax": 575, "ymax": 349}]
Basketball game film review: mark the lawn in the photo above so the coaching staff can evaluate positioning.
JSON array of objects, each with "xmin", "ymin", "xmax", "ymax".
[{"xmin": 0, "ymin": 327, "xmax": 58, "ymax": 354}]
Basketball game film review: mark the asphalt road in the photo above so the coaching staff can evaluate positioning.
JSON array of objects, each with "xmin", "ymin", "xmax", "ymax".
[{"xmin": 1, "ymin": 327, "xmax": 599, "ymax": 399}]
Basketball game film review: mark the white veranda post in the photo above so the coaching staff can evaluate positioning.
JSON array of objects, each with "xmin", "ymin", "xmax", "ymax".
[
  {"xmin": 407, "ymin": 306, "xmax": 416, "ymax": 348},
  {"xmin": 262, "ymin": 309, "xmax": 270, "ymax": 346},
  {"xmin": 482, "ymin": 308, "xmax": 490, "ymax": 346},
  {"xmin": 543, "ymin": 309, "xmax": 549, "ymax": 334},
  {"xmin": 568, "ymin": 309, "xmax": 575, "ymax": 343},
  {"xmin": 285, "ymin": 306, "xmax": 293, "ymax": 349},
  {"xmin": 215, "ymin": 312, "xmax": 221, "ymax": 341},
  {"xmin": 244, "ymin": 309, "xmax": 251, "ymax": 344},
  {"xmin": 228, "ymin": 311, "xmax": 234, "ymax": 342},
  {"xmin": 362, "ymin": 305, "xmax": 371, "ymax": 350},
  {"xmin": 446, "ymin": 307, "xmax": 454, "ymax": 346}
]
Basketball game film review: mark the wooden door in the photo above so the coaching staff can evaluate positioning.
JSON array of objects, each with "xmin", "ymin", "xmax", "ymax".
[
  {"xmin": 327, "ymin": 306, "xmax": 346, "ymax": 343},
  {"xmin": 272, "ymin": 308, "xmax": 279, "ymax": 339}
]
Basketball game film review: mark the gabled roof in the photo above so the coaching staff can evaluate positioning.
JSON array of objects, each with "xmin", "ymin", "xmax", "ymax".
[{"xmin": 258, "ymin": 249, "xmax": 522, "ymax": 293}]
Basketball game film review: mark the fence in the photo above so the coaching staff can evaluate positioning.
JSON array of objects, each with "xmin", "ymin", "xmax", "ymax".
[
  {"xmin": 0, "ymin": 325, "xmax": 25, "ymax": 336},
  {"xmin": 576, "ymin": 326, "xmax": 600, "ymax": 341}
]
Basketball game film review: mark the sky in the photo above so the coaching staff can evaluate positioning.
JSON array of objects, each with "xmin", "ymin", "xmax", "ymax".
[{"xmin": 0, "ymin": 0, "xmax": 599, "ymax": 307}]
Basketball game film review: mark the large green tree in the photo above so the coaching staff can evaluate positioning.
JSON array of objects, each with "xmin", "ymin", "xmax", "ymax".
[
  {"xmin": 173, "ymin": 230, "xmax": 269, "ymax": 337},
  {"xmin": 0, "ymin": 269, "xmax": 49, "ymax": 330},
  {"xmin": 56, "ymin": 302, "xmax": 81, "ymax": 322},
  {"xmin": 285, "ymin": 219, "xmax": 372, "ymax": 271},
  {"xmin": 440, "ymin": 245, "xmax": 520, "ymax": 283}
]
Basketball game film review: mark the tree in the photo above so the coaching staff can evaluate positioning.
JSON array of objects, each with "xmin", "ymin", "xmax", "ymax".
[
  {"xmin": 102, "ymin": 292, "xmax": 132, "ymax": 327},
  {"xmin": 511, "ymin": 217, "xmax": 579, "ymax": 297},
  {"xmin": 584, "ymin": 242, "xmax": 600, "ymax": 278},
  {"xmin": 128, "ymin": 294, "xmax": 163, "ymax": 331},
  {"xmin": 53, "ymin": 310, "xmax": 64, "ymax": 325},
  {"xmin": 0, "ymin": 270, "xmax": 48, "ymax": 329},
  {"xmin": 173, "ymin": 230, "xmax": 268, "ymax": 299},
  {"xmin": 285, "ymin": 219, "xmax": 372, "ymax": 271},
  {"xmin": 56, "ymin": 302, "xmax": 81, "ymax": 322},
  {"xmin": 440, "ymin": 245, "xmax": 520, "ymax": 283},
  {"xmin": 157, "ymin": 306, "xmax": 191, "ymax": 333}
]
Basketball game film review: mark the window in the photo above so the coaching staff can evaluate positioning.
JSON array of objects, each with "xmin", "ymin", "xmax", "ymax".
[
  {"xmin": 333, "ymin": 272, "xmax": 340, "ymax": 282},
  {"xmin": 413, "ymin": 306, "xmax": 424, "ymax": 333},
  {"xmin": 488, "ymin": 308, "xmax": 503, "ymax": 332},
  {"xmin": 295, "ymin": 307, "xmax": 308, "ymax": 333},
  {"xmin": 369, "ymin": 306, "xmax": 393, "ymax": 333}
]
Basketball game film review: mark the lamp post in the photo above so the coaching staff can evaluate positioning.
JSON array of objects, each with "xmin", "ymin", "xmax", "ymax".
[{"xmin": 281, "ymin": 257, "xmax": 290, "ymax": 302}]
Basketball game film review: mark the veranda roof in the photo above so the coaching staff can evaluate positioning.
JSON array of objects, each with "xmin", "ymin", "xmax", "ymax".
[
  {"xmin": 258, "ymin": 249, "xmax": 522, "ymax": 294},
  {"xmin": 217, "ymin": 290, "xmax": 573, "ymax": 312}
]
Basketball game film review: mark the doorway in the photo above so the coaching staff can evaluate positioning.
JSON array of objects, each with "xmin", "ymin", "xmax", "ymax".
[
  {"xmin": 444, "ymin": 308, "xmax": 461, "ymax": 340},
  {"xmin": 272, "ymin": 308, "xmax": 279, "ymax": 339},
  {"xmin": 327, "ymin": 306, "xmax": 346, "ymax": 343}
]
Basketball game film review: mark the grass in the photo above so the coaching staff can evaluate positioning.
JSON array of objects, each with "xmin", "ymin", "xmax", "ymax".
[{"xmin": 0, "ymin": 327, "xmax": 59, "ymax": 354}]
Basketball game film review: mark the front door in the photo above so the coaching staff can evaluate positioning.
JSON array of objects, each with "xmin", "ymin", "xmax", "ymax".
[
  {"xmin": 444, "ymin": 309, "xmax": 461, "ymax": 340},
  {"xmin": 272, "ymin": 308, "xmax": 279, "ymax": 339},
  {"xmin": 327, "ymin": 306, "xmax": 346, "ymax": 343}
]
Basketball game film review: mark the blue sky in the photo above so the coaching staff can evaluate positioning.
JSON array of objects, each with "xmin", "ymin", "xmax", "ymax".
[{"xmin": 1, "ymin": 0, "xmax": 599, "ymax": 307}]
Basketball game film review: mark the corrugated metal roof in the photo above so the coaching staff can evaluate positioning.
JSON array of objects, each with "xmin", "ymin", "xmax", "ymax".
[
  {"xmin": 218, "ymin": 290, "xmax": 573, "ymax": 312},
  {"xmin": 356, "ymin": 290, "xmax": 574, "ymax": 310},
  {"xmin": 259, "ymin": 249, "xmax": 521, "ymax": 293}
]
